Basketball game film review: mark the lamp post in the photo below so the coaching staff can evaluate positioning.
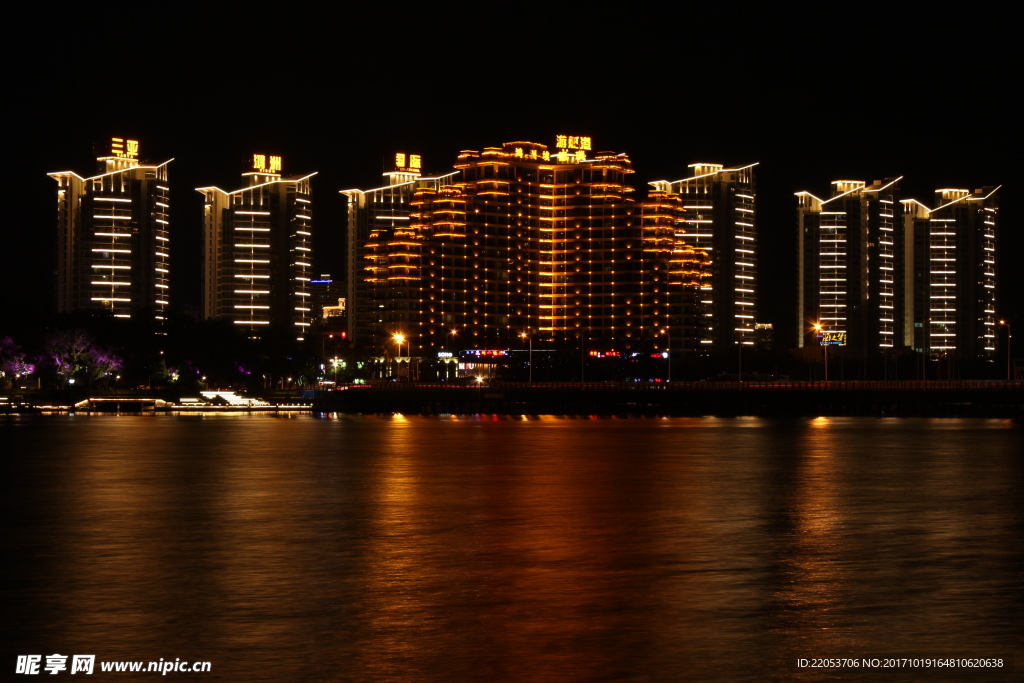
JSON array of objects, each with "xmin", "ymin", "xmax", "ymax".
[
  {"xmin": 581, "ymin": 331, "xmax": 585, "ymax": 383},
  {"xmin": 445, "ymin": 329, "xmax": 458, "ymax": 381},
  {"xmin": 737, "ymin": 340, "xmax": 742, "ymax": 386},
  {"xmin": 661, "ymin": 328, "xmax": 671, "ymax": 382},
  {"xmin": 1001, "ymin": 320, "xmax": 1012, "ymax": 381},
  {"xmin": 824, "ymin": 341, "xmax": 828, "ymax": 383},
  {"xmin": 813, "ymin": 323, "xmax": 828, "ymax": 381},
  {"xmin": 392, "ymin": 333, "xmax": 406, "ymax": 380},
  {"xmin": 520, "ymin": 331, "xmax": 533, "ymax": 383}
]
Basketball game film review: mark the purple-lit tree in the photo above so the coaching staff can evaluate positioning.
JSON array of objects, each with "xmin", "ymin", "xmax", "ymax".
[
  {"xmin": 0, "ymin": 337, "xmax": 35, "ymax": 389},
  {"xmin": 46, "ymin": 329, "xmax": 94, "ymax": 387},
  {"xmin": 88, "ymin": 346, "xmax": 124, "ymax": 388}
]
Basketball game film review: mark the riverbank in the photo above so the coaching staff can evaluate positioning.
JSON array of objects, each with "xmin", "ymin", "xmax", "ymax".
[
  {"xmin": 309, "ymin": 380, "xmax": 1023, "ymax": 418},
  {"xmin": 4, "ymin": 381, "xmax": 1020, "ymax": 418}
]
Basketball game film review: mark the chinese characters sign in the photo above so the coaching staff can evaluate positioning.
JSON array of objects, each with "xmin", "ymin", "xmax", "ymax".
[
  {"xmin": 819, "ymin": 332, "xmax": 847, "ymax": 346},
  {"xmin": 555, "ymin": 135, "xmax": 592, "ymax": 152},
  {"xmin": 513, "ymin": 147, "xmax": 551, "ymax": 161},
  {"xmin": 395, "ymin": 153, "xmax": 422, "ymax": 173},
  {"xmin": 253, "ymin": 154, "xmax": 283, "ymax": 174},
  {"xmin": 553, "ymin": 135, "xmax": 592, "ymax": 163},
  {"xmin": 111, "ymin": 138, "xmax": 139, "ymax": 159}
]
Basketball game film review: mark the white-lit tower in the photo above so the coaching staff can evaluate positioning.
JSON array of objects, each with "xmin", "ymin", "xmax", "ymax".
[
  {"xmin": 198, "ymin": 154, "xmax": 316, "ymax": 340},
  {"xmin": 796, "ymin": 177, "xmax": 904, "ymax": 354},
  {"xmin": 904, "ymin": 186, "xmax": 999, "ymax": 359},
  {"xmin": 49, "ymin": 138, "xmax": 172, "ymax": 320},
  {"xmin": 650, "ymin": 163, "xmax": 758, "ymax": 352}
]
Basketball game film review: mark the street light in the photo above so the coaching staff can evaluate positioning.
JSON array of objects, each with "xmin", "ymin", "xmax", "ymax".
[
  {"xmin": 392, "ymin": 333, "xmax": 406, "ymax": 380},
  {"xmin": 445, "ymin": 329, "xmax": 458, "ymax": 382},
  {"xmin": 736, "ymin": 340, "xmax": 742, "ymax": 386},
  {"xmin": 661, "ymin": 328, "xmax": 671, "ymax": 382},
  {"xmin": 520, "ymin": 330, "xmax": 533, "ymax": 383},
  {"xmin": 813, "ymin": 323, "xmax": 828, "ymax": 381},
  {"xmin": 1000, "ymin": 320, "xmax": 1012, "ymax": 381}
]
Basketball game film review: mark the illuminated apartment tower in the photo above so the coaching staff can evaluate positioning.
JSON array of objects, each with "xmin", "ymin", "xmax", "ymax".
[
  {"xmin": 796, "ymin": 178, "xmax": 906, "ymax": 354},
  {"xmin": 903, "ymin": 187, "xmax": 999, "ymax": 359},
  {"xmin": 341, "ymin": 154, "xmax": 458, "ymax": 343},
  {"xmin": 361, "ymin": 138, "xmax": 707, "ymax": 354},
  {"xmin": 197, "ymin": 155, "xmax": 316, "ymax": 340},
  {"xmin": 48, "ymin": 138, "xmax": 172, "ymax": 320},
  {"xmin": 650, "ymin": 163, "xmax": 758, "ymax": 351}
]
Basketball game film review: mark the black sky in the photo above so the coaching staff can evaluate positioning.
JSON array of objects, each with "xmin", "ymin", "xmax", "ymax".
[{"xmin": 5, "ymin": 4, "xmax": 1019, "ymax": 346}]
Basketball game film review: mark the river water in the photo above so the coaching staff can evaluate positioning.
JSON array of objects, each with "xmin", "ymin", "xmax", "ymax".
[{"xmin": 2, "ymin": 415, "xmax": 1021, "ymax": 681}]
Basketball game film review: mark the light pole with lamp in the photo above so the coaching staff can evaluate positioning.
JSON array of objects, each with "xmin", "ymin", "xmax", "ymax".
[
  {"xmin": 813, "ymin": 323, "xmax": 828, "ymax": 381},
  {"xmin": 447, "ymin": 328, "xmax": 458, "ymax": 381},
  {"xmin": 520, "ymin": 330, "xmax": 533, "ymax": 383},
  {"xmin": 580, "ymin": 330, "xmax": 585, "ymax": 383},
  {"xmin": 661, "ymin": 328, "xmax": 671, "ymax": 382},
  {"xmin": 392, "ymin": 333, "xmax": 406, "ymax": 380},
  {"xmin": 1001, "ymin": 320, "xmax": 1012, "ymax": 380},
  {"xmin": 737, "ymin": 340, "xmax": 742, "ymax": 387}
]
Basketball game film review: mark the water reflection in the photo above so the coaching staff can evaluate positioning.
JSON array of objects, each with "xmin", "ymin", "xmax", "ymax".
[{"xmin": 1, "ymin": 416, "xmax": 1020, "ymax": 681}]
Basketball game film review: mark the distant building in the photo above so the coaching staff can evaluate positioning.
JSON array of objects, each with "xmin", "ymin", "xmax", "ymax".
[
  {"xmin": 197, "ymin": 155, "xmax": 316, "ymax": 340},
  {"xmin": 754, "ymin": 322, "xmax": 774, "ymax": 350},
  {"xmin": 313, "ymin": 274, "xmax": 347, "ymax": 338},
  {"xmin": 48, "ymin": 138, "xmax": 172, "ymax": 320},
  {"xmin": 355, "ymin": 138, "xmax": 708, "ymax": 356},
  {"xmin": 903, "ymin": 187, "xmax": 1000, "ymax": 360},
  {"xmin": 796, "ymin": 178, "xmax": 999, "ymax": 363},
  {"xmin": 796, "ymin": 178, "xmax": 907, "ymax": 355},
  {"xmin": 322, "ymin": 297, "xmax": 346, "ymax": 321},
  {"xmin": 341, "ymin": 154, "xmax": 457, "ymax": 343},
  {"xmin": 310, "ymin": 274, "xmax": 344, "ymax": 321},
  {"xmin": 650, "ymin": 163, "xmax": 759, "ymax": 352}
]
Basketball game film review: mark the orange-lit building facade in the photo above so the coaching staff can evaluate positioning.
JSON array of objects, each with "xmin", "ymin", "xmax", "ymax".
[
  {"xmin": 49, "ymin": 138, "xmax": 172, "ymax": 321},
  {"xmin": 197, "ymin": 156, "xmax": 316, "ymax": 341},
  {"xmin": 356, "ymin": 139, "xmax": 708, "ymax": 356},
  {"xmin": 341, "ymin": 156, "xmax": 458, "ymax": 344}
]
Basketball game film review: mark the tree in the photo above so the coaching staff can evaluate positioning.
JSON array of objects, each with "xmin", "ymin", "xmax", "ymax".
[
  {"xmin": 87, "ymin": 346, "xmax": 124, "ymax": 388},
  {"xmin": 0, "ymin": 337, "xmax": 35, "ymax": 390},
  {"xmin": 46, "ymin": 329, "xmax": 93, "ymax": 387}
]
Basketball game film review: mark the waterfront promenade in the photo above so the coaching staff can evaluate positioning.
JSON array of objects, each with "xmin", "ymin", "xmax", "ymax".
[
  {"xmin": 4, "ymin": 381, "xmax": 1019, "ymax": 417},
  {"xmin": 310, "ymin": 380, "xmax": 1024, "ymax": 418}
]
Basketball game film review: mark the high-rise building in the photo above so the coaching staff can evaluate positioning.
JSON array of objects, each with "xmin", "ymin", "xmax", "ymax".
[
  {"xmin": 310, "ymin": 273, "xmax": 344, "ymax": 321},
  {"xmin": 650, "ymin": 163, "xmax": 758, "ymax": 351},
  {"xmin": 903, "ymin": 186, "xmax": 1000, "ymax": 360},
  {"xmin": 49, "ymin": 138, "xmax": 172, "ymax": 320},
  {"xmin": 356, "ymin": 138, "xmax": 708, "ymax": 356},
  {"xmin": 796, "ymin": 178, "xmax": 907, "ymax": 354},
  {"xmin": 341, "ymin": 154, "xmax": 458, "ymax": 343},
  {"xmin": 197, "ymin": 155, "xmax": 316, "ymax": 340}
]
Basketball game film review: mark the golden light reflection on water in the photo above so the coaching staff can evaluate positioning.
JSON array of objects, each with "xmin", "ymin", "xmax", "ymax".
[
  {"xmin": 782, "ymin": 422, "xmax": 852, "ymax": 652},
  {"xmin": 1, "ymin": 415, "xmax": 1020, "ymax": 681}
]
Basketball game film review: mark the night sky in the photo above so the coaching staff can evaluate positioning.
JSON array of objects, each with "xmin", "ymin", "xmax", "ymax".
[{"xmin": 5, "ymin": 5, "xmax": 1018, "ymax": 347}]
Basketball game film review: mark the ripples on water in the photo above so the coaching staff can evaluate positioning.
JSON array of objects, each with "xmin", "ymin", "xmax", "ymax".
[{"xmin": 2, "ymin": 416, "xmax": 1021, "ymax": 682}]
